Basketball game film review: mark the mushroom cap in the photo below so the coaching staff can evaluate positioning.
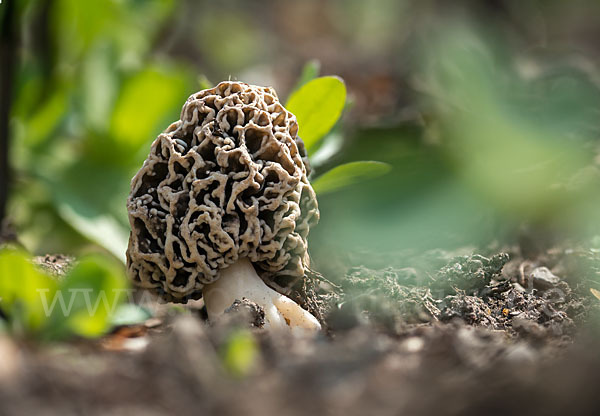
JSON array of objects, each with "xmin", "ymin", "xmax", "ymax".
[{"xmin": 126, "ymin": 81, "xmax": 319, "ymax": 302}]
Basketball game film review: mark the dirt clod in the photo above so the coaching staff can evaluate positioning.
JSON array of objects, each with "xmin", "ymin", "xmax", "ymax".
[
  {"xmin": 530, "ymin": 266, "xmax": 561, "ymax": 289},
  {"xmin": 223, "ymin": 298, "xmax": 266, "ymax": 328},
  {"xmin": 33, "ymin": 254, "xmax": 73, "ymax": 278}
]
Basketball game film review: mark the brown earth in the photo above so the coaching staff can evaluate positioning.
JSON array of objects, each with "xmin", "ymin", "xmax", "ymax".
[{"xmin": 1, "ymin": 245, "xmax": 600, "ymax": 416}]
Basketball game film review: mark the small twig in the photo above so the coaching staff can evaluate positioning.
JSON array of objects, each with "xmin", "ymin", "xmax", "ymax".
[{"xmin": 518, "ymin": 261, "xmax": 534, "ymax": 286}]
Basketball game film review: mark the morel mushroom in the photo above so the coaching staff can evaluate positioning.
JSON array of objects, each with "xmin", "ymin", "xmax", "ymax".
[{"xmin": 126, "ymin": 81, "xmax": 321, "ymax": 330}]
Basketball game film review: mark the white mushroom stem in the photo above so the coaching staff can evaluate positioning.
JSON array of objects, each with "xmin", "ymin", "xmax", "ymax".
[{"xmin": 203, "ymin": 258, "xmax": 321, "ymax": 331}]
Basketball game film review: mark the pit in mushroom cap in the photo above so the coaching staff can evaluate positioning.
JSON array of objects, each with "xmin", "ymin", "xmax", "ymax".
[{"xmin": 126, "ymin": 81, "xmax": 319, "ymax": 307}]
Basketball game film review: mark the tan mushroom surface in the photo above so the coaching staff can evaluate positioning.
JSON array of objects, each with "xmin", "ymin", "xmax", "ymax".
[{"xmin": 126, "ymin": 81, "xmax": 320, "ymax": 329}]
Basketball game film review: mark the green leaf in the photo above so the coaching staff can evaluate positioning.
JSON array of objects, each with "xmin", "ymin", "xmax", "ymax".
[
  {"xmin": 110, "ymin": 303, "xmax": 152, "ymax": 327},
  {"xmin": 47, "ymin": 161, "xmax": 130, "ymax": 262},
  {"xmin": 308, "ymin": 130, "xmax": 344, "ymax": 168},
  {"xmin": 58, "ymin": 205, "xmax": 129, "ymax": 262},
  {"xmin": 221, "ymin": 329, "xmax": 259, "ymax": 378},
  {"xmin": 0, "ymin": 250, "xmax": 129, "ymax": 340},
  {"xmin": 0, "ymin": 249, "xmax": 58, "ymax": 333},
  {"xmin": 21, "ymin": 87, "xmax": 69, "ymax": 148},
  {"xmin": 46, "ymin": 255, "xmax": 129, "ymax": 339},
  {"xmin": 52, "ymin": 0, "xmax": 119, "ymax": 57},
  {"xmin": 110, "ymin": 67, "xmax": 188, "ymax": 154},
  {"xmin": 290, "ymin": 59, "xmax": 321, "ymax": 94},
  {"xmin": 312, "ymin": 161, "xmax": 391, "ymax": 195},
  {"xmin": 286, "ymin": 76, "xmax": 346, "ymax": 152},
  {"xmin": 51, "ymin": 0, "xmax": 173, "ymax": 63},
  {"xmin": 81, "ymin": 44, "xmax": 117, "ymax": 131}
]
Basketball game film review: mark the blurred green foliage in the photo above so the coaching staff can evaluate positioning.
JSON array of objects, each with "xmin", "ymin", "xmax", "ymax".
[
  {"xmin": 110, "ymin": 303, "xmax": 152, "ymax": 327},
  {"xmin": 421, "ymin": 26, "xmax": 600, "ymax": 218},
  {"xmin": 4, "ymin": 0, "xmax": 600, "ymax": 278},
  {"xmin": 0, "ymin": 249, "xmax": 57, "ymax": 332},
  {"xmin": 310, "ymin": 22, "xmax": 600, "ymax": 271},
  {"xmin": 220, "ymin": 329, "xmax": 259, "ymax": 378},
  {"xmin": 313, "ymin": 161, "xmax": 391, "ymax": 195},
  {"xmin": 287, "ymin": 75, "xmax": 391, "ymax": 194},
  {"xmin": 0, "ymin": 249, "xmax": 129, "ymax": 340},
  {"xmin": 286, "ymin": 76, "xmax": 346, "ymax": 152},
  {"xmin": 7, "ymin": 0, "xmax": 391, "ymax": 262},
  {"xmin": 10, "ymin": 0, "xmax": 193, "ymax": 258}
]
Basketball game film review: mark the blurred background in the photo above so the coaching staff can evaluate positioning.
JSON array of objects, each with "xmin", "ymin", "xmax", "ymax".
[{"xmin": 2, "ymin": 0, "xmax": 600, "ymax": 280}]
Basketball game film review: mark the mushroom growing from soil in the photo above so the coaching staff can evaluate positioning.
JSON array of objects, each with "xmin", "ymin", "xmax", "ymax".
[{"xmin": 126, "ymin": 81, "xmax": 321, "ymax": 331}]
